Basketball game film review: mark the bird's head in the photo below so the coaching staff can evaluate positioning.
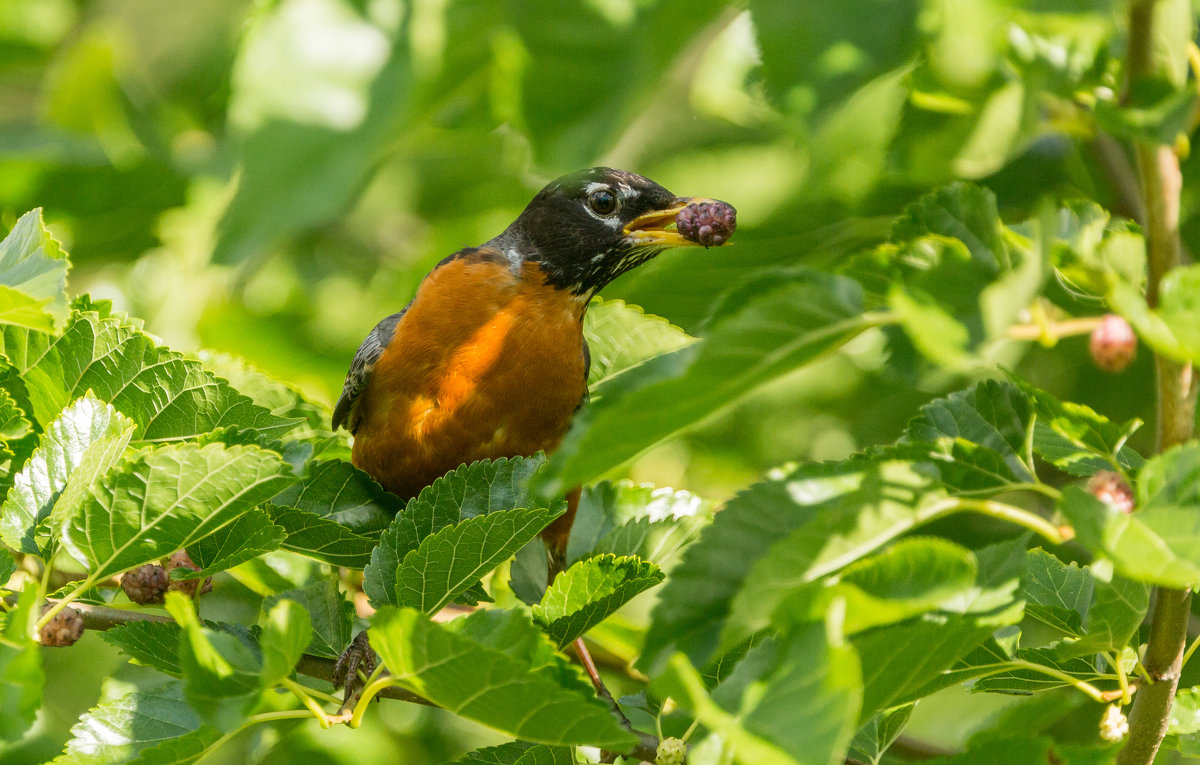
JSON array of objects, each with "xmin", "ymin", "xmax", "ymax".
[{"xmin": 489, "ymin": 167, "xmax": 735, "ymax": 296}]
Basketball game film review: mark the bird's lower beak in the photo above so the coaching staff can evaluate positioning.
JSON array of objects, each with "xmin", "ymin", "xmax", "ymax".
[{"xmin": 622, "ymin": 197, "xmax": 723, "ymax": 247}]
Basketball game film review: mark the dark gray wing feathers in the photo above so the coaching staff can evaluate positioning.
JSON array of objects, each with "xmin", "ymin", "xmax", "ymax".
[{"xmin": 331, "ymin": 308, "xmax": 407, "ymax": 433}]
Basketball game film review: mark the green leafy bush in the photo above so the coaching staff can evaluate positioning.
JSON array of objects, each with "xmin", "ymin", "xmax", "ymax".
[{"xmin": 5, "ymin": 1, "xmax": 1200, "ymax": 764}]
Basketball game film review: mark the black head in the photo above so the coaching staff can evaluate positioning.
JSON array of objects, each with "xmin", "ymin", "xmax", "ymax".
[{"xmin": 487, "ymin": 167, "xmax": 727, "ymax": 295}]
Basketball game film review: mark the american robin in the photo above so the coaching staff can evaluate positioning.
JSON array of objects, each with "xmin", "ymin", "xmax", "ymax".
[{"xmin": 329, "ymin": 166, "xmax": 735, "ymax": 711}]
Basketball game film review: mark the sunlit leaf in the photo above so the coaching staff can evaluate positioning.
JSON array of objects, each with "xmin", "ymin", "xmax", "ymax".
[
  {"xmin": 54, "ymin": 681, "xmax": 215, "ymax": 765},
  {"xmin": 0, "ymin": 208, "xmax": 69, "ymax": 330},
  {"xmin": 0, "ymin": 393, "xmax": 135, "ymax": 556},
  {"xmin": 0, "ymin": 311, "xmax": 298, "ymax": 440},
  {"xmin": 259, "ymin": 599, "xmax": 311, "ymax": 686},
  {"xmin": 61, "ymin": 443, "xmax": 292, "ymax": 582},
  {"xmin": 544, "ymin": 269, "xmax": 874, "ymax": 494},
  {"xmin": 583, "ymin": 298, "xmax": 694, "ymax": 387},
  {"xmin": 370, "ymin": 606, "xmax": 636, "ymax": 749},
  {"xmin": 165, "ymin": 593, "xmax": 262, "ymax": 730},
  {"xmin": 532, "ymin": 554, "xmax": 664, "ymax": 648},
  {"xmin": 364, "ymin": 456, "xmax": 549, "ymax": 609},
  {"xmin": 774, "ymin": 538, "xmax": 977, "ymax": 635},
  {"xmin": 395, "ymin": 506, "xmax": 562, "ymax": 615}
]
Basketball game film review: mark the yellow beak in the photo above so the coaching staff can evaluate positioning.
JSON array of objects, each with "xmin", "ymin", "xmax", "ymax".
[{"xmin": 622, "ymin": 197, "xmax": 723, "ymax": 247}]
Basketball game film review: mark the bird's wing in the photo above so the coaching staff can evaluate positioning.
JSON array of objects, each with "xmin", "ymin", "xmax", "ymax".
[{"xmin": 332, "ymin": 307, "xmax": 408, "ymax": 433}]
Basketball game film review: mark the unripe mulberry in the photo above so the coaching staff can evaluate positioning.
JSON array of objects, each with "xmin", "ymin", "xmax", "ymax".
[
  {"xmin": 1087, "ymin": 471, "xmax": 1135, "ymax": 514},
  {"xmin": 1099, "ymin": 704, "xmax": 1129, "ymax": 742},
  {"xmin": 676, "ymin": 201, "xmax": 736, "ymax": 247},
  {"xmin": 121, "ymin": 563, "xmax": 169, "ymax": 604},
  {"xmin": 1089, "ymin": 315, "xmax": 1136, "ymax": 373},
  {"xmin": 165, "ymin": 551, "xmax": 213, "ymax": 599},
  {"xmin": 656, "ymin": 737, "xmax": 687, "ymax": 765},
  {"xmin": 39, "ymin": 605, "xmax": 84, "ymax": 647}
]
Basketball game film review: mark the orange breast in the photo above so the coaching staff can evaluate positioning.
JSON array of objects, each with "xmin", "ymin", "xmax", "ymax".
[{"xmin": 350, "ymin": 255, "xmax": 588, "ymax": 499}]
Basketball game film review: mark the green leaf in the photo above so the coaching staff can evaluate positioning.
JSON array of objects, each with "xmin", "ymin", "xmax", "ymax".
[
  {"xmin": 262, "ymin": 580, "xmax": 353, "ymax": 659},
  {"xmin": 272, "ymin": 457, "xmax": 402, "ymax": 534},
  {"xmin": 54, "ymin": 681, "xmax": 215, "ymax": 765},
  {"xmin": 365, "ymin": 456, "xmax": 548, "ymax": 608},
  {"xmin": 566, "ymin": 480, "xmax": 713, "ymax": 566},
  {"xmin": 396, "ymin": 505, "xmax": 563, "ymax": 615},
  {"xmin": 452, "ymin": 742, "xmax": 574, "ymax": 764},
  {"xmin": 543, "ymin": 269, "xmax": 875, "ymax": 493},
  {"xmin": 0, "ymin": 310, "xmax": 298, "ymax": 441},
  {"xmin": 1110, "ymin": 263, "xmax": 1200, "ymax": 363},
  {"xmin": 0, "ymin": 585, "xmax": 43, "ymax": 741},
  {"xmin": 723, "ymin": 460, "xmax": 955, "ymax": 659},
  {"xmin": 893, "ymin": 183, "xmax": 1006, "ymax": 270},
  {"xmin": 0, "ymin": 208, "xmax": 69, "ymax": 330},
  {"xmin": 904, "ymin": 379, "xmax": 1035, "ymax": 484},
  {"xmin": 655, "ymin": 653, "xmax": 799, "ymax": 765},
  {"xmin": 849, "ymin": 705, "xmax": 914, "ymax": 765},
  {"xmin": 1022, "ymin": 548, "xmax": 1148, "ymax": 657},
  {"xmin": 1170, "ymin": 687, "xmax": 1200, "ymax": 736},
  {"xmin": 774, "ymin": 538, "xmax": 978, "ymax": 635},
  {"xmin": 0, "ymin": 547, "xmax": 14, "ymax": 585},
  {"xmin": 370, "ymin": 606, "xmax": 636, "ymax": 749},
  {"xmin": 532, "ymin": 554, "xmax": 664, "ymax": 648},
  {"xmin": 1062, "ymin": 444, "xmax": 1200, "ymax": 587},
  {"xmin": 852, "ymin": 541, "xmax": 1025, "ymax": 719},
  {"xmin": 512, "ymin": 479, "xmax": 711, "ymax": 606},
  {"xmin": 583, "ymin": 298, "xmax": 694, "ymax": 387},
  {"xmin": 1022, "ymin": 548, "xmax": 1091, "ymax": 635},
  {"xmin": 0, "ymin": 285, "xmax": 56, "ymax": 333},
  {"xmin": 196, "ymin": 350, "xmax": 329, "ymax": 436},
  {"xmin": 264, "ymin": 503, "xmax": 379, "ymax": 568},
  {"xmin": 259, "ymin": 599, "xmax": 311, "ymax": 686},
  {"xmin": 165, "ymin": 593, "xmax": 262, "ymax": 730},
  {"xmin": 99, "ymin": 621, "xmax": 184, "ymax": 678},
  {"xmin": 182, "ymin": 509, "xmax": 285, "ymax": 578},
  {"xmin": 1020, "ymin": 380, "xmax": 1143, "ymax": 476},
  {"xmin": 62, "ymin": 443, "xmax": 292, "ymax": 582},
  {"xmin": 656, "ymin": 621, "xmax": 861, "ymax": 765},
  {"xmin": 971, "ymin": 645, "xmax": 1106, "ymax": 694},
  {"xmin": 0, "ymin": 385, "xmax": 31, "ymax": 441},
  {"xmin": 1, "ymin": 393, "xmax": 135, "ymax": 556}
]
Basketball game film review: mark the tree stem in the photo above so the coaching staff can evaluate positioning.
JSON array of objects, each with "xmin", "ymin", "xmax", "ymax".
[{"xmin": 1117, "ymin": 2, "xmax": 1198, "ymax": 761}]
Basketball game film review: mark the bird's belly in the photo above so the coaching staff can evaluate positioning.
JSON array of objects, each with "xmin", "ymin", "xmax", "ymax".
[{"xmin": 350, "ymin": 271, "xmax": 586, "ymax": 499}]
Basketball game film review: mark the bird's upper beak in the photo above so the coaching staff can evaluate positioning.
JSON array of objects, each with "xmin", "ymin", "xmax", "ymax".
[{"xmin": 622, "ymin": 197, "xmax": 723, "ymax": 247}]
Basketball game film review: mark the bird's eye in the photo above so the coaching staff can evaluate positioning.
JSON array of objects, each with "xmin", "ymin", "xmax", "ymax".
[{"xmin": 587, "ymin": 189, "xmax": 618, "ymax": 216}]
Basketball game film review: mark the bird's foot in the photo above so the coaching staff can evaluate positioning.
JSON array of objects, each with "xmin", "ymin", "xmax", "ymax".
[{"xmin": 332, "ymin": 630, "xmax": 378, "ymax": 719}]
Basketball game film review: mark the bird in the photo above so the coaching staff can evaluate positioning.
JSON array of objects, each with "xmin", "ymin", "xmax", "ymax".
[{"xmin": 328, "ymin": 166, "xmax": 735, "ymax": 711}]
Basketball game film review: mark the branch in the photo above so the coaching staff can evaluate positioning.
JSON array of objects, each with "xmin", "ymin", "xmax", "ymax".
[
  {"xmin": 35, "ymin": 598, "xmax": 662, "ymax": 761},
  {"xmin": 1117, "ymin": 1, "xmax": 1199, "ymax": 762}
]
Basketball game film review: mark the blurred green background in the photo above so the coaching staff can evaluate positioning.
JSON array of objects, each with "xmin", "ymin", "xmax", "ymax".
[{"xmin": 0, "ymin": 0, "xmax": 1168, "ymax": 761}]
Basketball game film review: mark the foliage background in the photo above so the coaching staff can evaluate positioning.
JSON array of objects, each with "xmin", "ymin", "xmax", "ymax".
[{"xmin": 0, "ymin": 0, "xmax": 1185, "ymax": 762}]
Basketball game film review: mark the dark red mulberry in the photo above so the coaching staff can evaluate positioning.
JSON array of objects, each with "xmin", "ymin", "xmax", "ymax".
[
  {"xmin": 1089, "ymin": 314, "xmax": 1136, "ymax": 373},
  {"xmin": 121, "ymin": 563, "xmax": 169, "ymax": 604},
  {"xmin": 40, "ymin": 605, "xmax": 84, "ymax": 646},
  {"xmin": 677, "ymin": 201, "xmax": 736, "ymax": 247}
]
